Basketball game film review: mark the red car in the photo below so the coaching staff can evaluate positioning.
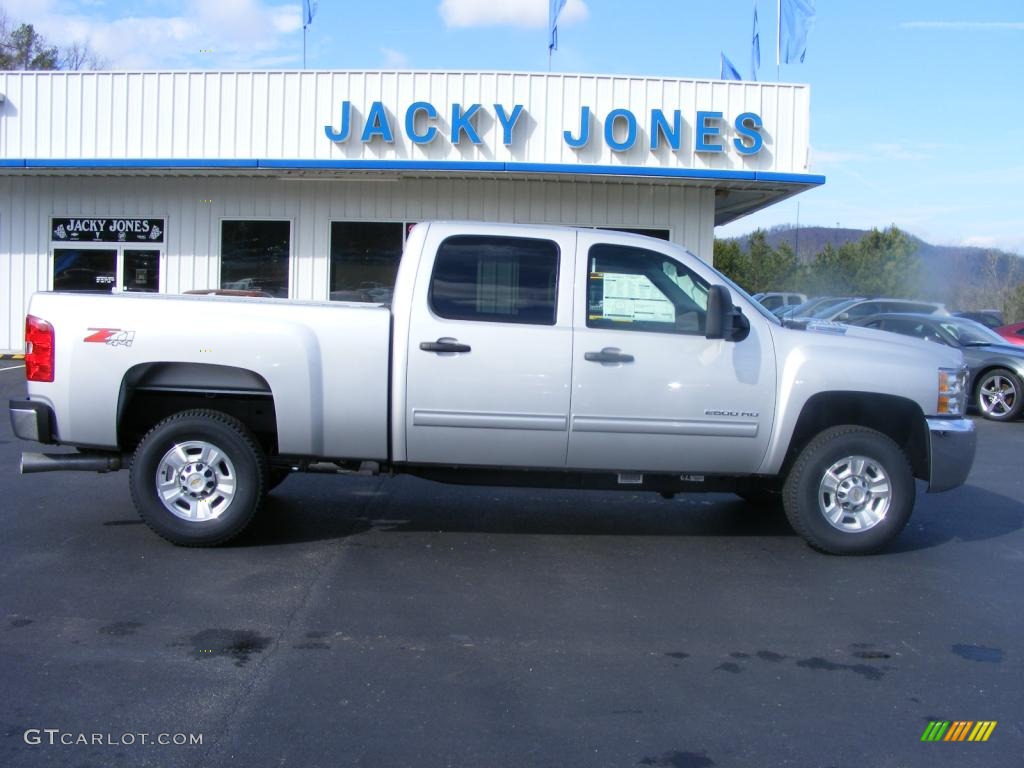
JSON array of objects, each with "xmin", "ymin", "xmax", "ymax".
[{"xmin": 995, "ymin": 322, "xmax": 1024, "ymax": 346}]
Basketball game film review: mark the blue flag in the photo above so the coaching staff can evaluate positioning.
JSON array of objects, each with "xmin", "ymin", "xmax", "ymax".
[
  {"xmin": 549, "ymin": 0, "xmax": 567, "ymax": 52},
  {"xmin": 780, "ymin": 0, "xmax": 815, "ymax": 64},
  {"xmin": 751, "ymin": 4, "xmax": 761, "ymax": 80},
  {"xmin": 721, "ymin": 53, "xmax": 742, "ymax": 81},
  {"xmin": 304, "ymin": 0, "xmax": 317, "ymax": 27}
]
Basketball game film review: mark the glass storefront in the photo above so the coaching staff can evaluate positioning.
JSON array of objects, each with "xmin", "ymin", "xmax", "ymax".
[
  {"xmin": 220, "ymin": 220, "xmax": 291, "ymax": 297},
  {"xmin": 329, "ymin": 222, "xmax": 407, "ymax": 303},
  {"xmin": 52, "ymin": 249, "xmax": 118, "ymax": 292},
  {"xmin": 50, "ymin": 217, "xmax": 165, "ymax": 294}
]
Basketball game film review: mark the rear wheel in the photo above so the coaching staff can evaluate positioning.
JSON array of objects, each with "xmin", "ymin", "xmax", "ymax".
[
  {"xmin": 129, "ymin": 409, "xmax": 265, "ymax": 546},
  {"xmin": 782, "ymin": 426, "xmax": 914, "ymax": 555},
  {"xmin": 976, "ymin": 369, "xmax": 1023, "ymax": 421}
]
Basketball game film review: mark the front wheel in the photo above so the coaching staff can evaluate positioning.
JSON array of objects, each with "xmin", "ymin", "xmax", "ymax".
[
  {"xmin": 976, "ymin": 368, "xmax": 1023, "ymax": 421},
  {"xmin": 782, "ymin": 426, "xmax": 914, "ymax": 555},
  {"xmin": 129, "ymin": 409, "xmax": 266, "ymax": 546}
]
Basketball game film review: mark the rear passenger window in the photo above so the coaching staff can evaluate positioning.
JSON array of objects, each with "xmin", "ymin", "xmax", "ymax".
[{"xmin": 429, "ymin": 235, "xmax": 559, "ymax": 325}]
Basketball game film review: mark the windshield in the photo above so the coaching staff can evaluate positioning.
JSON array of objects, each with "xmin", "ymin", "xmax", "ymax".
[
  {"xmin": 936, "ymin": 318, "xmax": 1006, "ymax": 346},
  {"xmin": 716, "ymin": 272, "xmax": 781, "ymax": 325}
]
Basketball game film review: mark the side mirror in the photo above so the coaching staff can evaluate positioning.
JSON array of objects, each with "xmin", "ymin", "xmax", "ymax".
[
  {"xmin": 706, "ymin": 285, "xmax": 750, "ymax": 341},
  {"xmin": 836, "ymin": 312, "xmax": 850, "ymax": 322}
]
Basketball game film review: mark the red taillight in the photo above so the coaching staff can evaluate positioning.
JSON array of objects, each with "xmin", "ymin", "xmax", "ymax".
[{"xmin": 25, "ymin": 315, "xmax": 55, "ymax": 382}]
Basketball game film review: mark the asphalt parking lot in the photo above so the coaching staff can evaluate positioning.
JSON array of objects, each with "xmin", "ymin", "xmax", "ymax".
[{"xmin": 1, "ymin": 365, "xmax": 1022, "ymax": 768}]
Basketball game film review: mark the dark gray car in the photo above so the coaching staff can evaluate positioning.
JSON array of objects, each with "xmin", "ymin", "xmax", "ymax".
[
  {"xmin": 853, "ymin": 313, "xmax": 1024, "ymax": 421},
  {"xmin": 813, "ymin": 297, "xmax": 947, "ymax": 323}
]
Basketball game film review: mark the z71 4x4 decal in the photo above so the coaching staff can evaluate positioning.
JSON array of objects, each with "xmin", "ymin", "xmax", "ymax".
[{"xmin": 83, "ymin": 328, "xmax": 136, "ymax": 347}]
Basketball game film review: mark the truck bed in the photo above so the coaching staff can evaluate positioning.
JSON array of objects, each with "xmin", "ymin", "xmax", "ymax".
[{"xmin": 26, "ymin": 292, "xmax": 392, "ymax": 460}]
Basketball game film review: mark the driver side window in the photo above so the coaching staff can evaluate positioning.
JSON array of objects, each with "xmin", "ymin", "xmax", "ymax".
[{"xmin": 586, "ymin": 244, "xmax": 709, "ymax": 335}]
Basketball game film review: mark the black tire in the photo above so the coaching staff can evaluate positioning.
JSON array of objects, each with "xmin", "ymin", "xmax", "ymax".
[
  {"xmin": 782, "ymin": 426, "xmax": 915, "ymax": 555},
  {"xmin": 129, "ymin": 409, "xmax": 266, "ymax": 547},
  {"xmin": 975, "ymin": 368, "xmax": 1024, "ymax": 422},
  {"xmin": 265, "ymin": 467, "xmax": 291, "ymax": 493}
]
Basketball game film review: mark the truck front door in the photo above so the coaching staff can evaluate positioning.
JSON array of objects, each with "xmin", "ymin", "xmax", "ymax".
[
  {"xmin": 566, "ymin": 232, "xmax": 776, "ymax": 474},
  {"xmin": 404, "ymin": 228, "xmax": 576, "ymax": 467}
]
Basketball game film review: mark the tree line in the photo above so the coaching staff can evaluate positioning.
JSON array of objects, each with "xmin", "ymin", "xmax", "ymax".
[
  {"xmin": 0, "ymin": 9, "xmax": 104, "ymax": 71},
  {"xmin": 714, "ymin": 226, "xmax": 1024, "ymax": 323}
]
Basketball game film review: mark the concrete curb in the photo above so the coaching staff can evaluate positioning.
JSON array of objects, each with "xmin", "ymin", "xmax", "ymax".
[{"xmin": 1, "ymin": 354, "xmax": 25, "ymax": 360}]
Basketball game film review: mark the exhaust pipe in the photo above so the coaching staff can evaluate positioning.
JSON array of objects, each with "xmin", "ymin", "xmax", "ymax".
[{"xmin": 20, "ymin": 452, "xmax": 123, "ymax": 475}]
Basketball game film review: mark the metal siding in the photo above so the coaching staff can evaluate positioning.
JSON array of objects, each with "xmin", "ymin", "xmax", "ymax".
[{"xmin": 0, "ymin": 71, "xmax": 810, "ymax": 173}]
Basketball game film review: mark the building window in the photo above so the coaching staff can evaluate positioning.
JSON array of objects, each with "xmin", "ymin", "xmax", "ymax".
[
  {"xmin": 429, "ymin": 235, "xmax": 559, "ymax": 325},
  {"xmin": 220, "ymin": 220, "xmax": 290, "ymax": 297},
  {"xmin": 586, "ymin": 243, "xmax": 708, "ymax": 335},
  {"xmin": 53, "ymin": 249, "xmax": 118, "ymax": 292},
  {"xmin": 330, "ymin": 222, "xmax": 405, "ymax": 302}
]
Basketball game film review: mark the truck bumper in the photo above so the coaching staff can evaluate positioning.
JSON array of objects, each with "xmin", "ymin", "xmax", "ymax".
[
  {"xmin": 925, "ymin": 417, "xmax": 976, "ymax": 492},
  {"xmin": 8, "ymin": 400, "xmax": 55, "ymax": 444}
]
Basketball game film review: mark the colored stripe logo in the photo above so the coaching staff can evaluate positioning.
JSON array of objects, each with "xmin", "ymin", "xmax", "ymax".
[{"xmin": 921, "ymin": 721, "xmax": 996, "ymax": 742}]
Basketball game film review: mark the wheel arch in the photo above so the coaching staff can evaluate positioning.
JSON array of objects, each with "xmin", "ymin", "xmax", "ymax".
[
  {"xmin": 782, "ymin": 391, "xmax": 928, "ymax": 482},
  {"xmin": 117, "ymin": 362, "xmax": 279, "ymax": 455}
]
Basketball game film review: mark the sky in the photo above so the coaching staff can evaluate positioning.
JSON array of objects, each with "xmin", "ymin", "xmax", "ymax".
[{"xmin": 4, "ymin": 0, "xmax": 1023, "ymax": 253}]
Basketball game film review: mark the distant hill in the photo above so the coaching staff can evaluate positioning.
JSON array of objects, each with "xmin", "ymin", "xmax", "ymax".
[{"xmin": 726, "ymin": 225, "xmax": 1024, "ymax": 308}]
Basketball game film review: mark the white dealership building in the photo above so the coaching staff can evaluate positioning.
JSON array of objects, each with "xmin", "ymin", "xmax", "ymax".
[{"xmin": 0, "ymin": 70, "xmax": 822, "ymax": 351}]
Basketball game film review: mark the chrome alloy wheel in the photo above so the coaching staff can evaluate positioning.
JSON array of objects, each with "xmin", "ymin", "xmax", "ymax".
[
  {"xmin": 817, "ymin": 455, "xmax": 892, "ymax": 533},
  {"xmin": 979, "ymin": 374, "xmax": 1017, "ymax": 418},
  {"xmin": 155, "ymin": 441, "xmax": 237, "ymax": 522}
]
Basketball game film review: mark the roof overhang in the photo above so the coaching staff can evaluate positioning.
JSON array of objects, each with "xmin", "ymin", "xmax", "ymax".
[{"xmin": 0, "ymin": 158, "xmax": 824, "ymax": 226}]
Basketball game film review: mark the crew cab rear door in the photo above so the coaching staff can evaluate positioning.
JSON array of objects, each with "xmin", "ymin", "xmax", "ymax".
[
  {"xmin": 566, "ymin": 231, "xmax": 776, "ymax": 474},
  {"xmin": 404, "ymin": 226, "xmax": 576, "ymax": 467}
]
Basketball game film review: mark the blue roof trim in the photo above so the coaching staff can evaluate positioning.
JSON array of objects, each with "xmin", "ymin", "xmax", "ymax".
[
  {"xmin": 257, "ymin": 158, "xmax": 508, "ymax": 172},
  {"xmin": 24, "ymin": 158, "xmax": 259, "ymax": 168},
  {"xmin": 7, "ymin": 158, "xmax": 826, "ymax": 186},
  {"xmin": 754, "ymin": 170, "xmax": 827, "ymax": 185}
]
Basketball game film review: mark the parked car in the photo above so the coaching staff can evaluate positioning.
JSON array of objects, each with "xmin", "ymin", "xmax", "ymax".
[
  {"xmin": 9, "ymin": 222, "xmax": 976, "ymax": 555},
  {"xmin": 788, "ymin": 296, "xmax": 860, "ymax": 319},
  {"xmin": 953, "ymin": 310, "xmax": 1004, "ymax": 329},
  {"xmin": 994, "ymin": 321, "xmax": 1024, "ymax": 347},
  {"xmin": 853, "ymin": 313, "xmax": 1024, "ymax": 421},
  {"xmin": 752, "ymin": 292, "xmax": 807, "ymax": 311},
  {"xmin": 812, "ymin": 297, "xmax": 947, "ymax": 323}
]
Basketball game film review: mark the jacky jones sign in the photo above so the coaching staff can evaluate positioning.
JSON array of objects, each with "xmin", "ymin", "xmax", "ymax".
[{"xmin": 324, "ymin": 101, "xmax": 765, "ymax": 156}]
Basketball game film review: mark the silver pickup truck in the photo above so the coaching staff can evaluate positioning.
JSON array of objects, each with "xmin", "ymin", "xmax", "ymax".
[{"xmin": 9, "ymin": 222, "xmax": 976, "ymax": 554}]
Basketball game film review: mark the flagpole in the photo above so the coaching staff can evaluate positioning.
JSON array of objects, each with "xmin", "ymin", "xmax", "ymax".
[
  {"xmin": 303, "ymin": 25, "xmax": 307, "ymax": 69},
  {"xmin": 776, "ymin": 0, "xmax": 781, "ymax": 79}
]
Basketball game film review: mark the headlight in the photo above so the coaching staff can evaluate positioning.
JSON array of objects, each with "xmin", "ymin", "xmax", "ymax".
[{"xmin": 937, "ymin": 366, "xmax": 968, "ymax": 416}]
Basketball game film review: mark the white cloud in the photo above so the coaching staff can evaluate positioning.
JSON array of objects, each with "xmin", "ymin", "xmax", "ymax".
[
  {"xmin": 439, "ymin": 0, "xmax": 588, "ymax": 29},
  {"xmin": 900, "ymin": 21, "xmax": 1024, "ymax": 31},
  {"xmin": 381, "ymin": 48, "xmax": 409, "ymax": 68},
  {"xmin": 6, "ymin": 0, "xmax": 304, "ymax": 69}
]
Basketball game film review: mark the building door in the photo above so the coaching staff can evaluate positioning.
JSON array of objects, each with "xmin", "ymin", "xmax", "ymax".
[{"xmin": 122, "ymin": 249, "xmax": 161, "ymax": 292}]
